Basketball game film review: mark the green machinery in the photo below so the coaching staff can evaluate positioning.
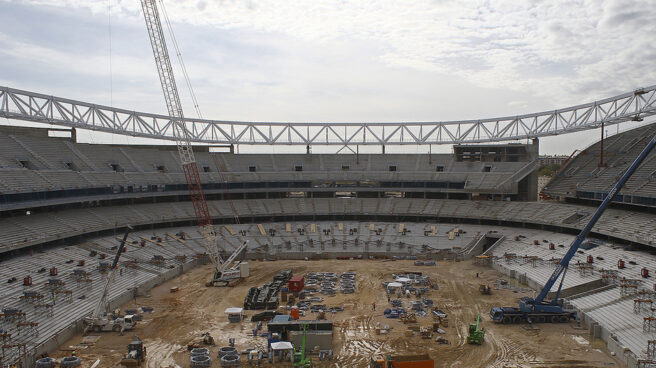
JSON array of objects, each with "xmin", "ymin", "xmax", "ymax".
[
  {"xmin": 467, "ymin": 314, "xmax": 485, "ymax": 345},
  {"xmin": 293, "ymin": 323, "xmax": 312, "ymax": 367}
]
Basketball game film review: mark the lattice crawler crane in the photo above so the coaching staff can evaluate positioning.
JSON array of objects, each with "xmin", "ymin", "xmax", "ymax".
[
  {"xmin": 83, "ymin": 226, "xmax": 136, "ymax": 334},
  {"xmin": 139, "ymin": 0, "xmax": 245, "ymax": 286}
]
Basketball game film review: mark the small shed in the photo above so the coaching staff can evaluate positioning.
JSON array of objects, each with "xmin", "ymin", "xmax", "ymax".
[
  {"xmin": 270, "ymin": 341, "xmax": 293, "ymax": 351},
  {"xmin": 225, "ymin": 307, "xmax": 244, "ymax": 323},
  {"xmin": 386, "ymin": 282, "xmax": 403, "ymax": 293},
  {"xmin": 288, "ymin": 275, "xmax": 305, "ymax": 293},
  {"xmin": 270, "ymin": 341, "xmax": 294, "ymax": 363}
]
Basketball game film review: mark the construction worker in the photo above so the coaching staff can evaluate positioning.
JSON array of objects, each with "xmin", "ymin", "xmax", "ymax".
[
  {"xmin": 372, "ymin": 302, "xmax": 376, "ymax": 311},
  {"xmin": 72, "ymin": 350, "xmax": 76, "ymax": 357}
]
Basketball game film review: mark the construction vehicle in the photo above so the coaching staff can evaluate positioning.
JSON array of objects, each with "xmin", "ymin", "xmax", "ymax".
[
  {"xmin": 83, "ymin": 227, "xmax": 136, "ymax": 334},
  {"xmin": 491, "ymin": 133, "xmax": 656, "ymax": 324},
  {"xmin": 201, "ymin": 332, "xmax": 215, "ymax": 346},
  {"xmin": 467, "ymin": 314, "xmax": 485, "ymax": 345},
  {"xmin": 293, "ymin": 323, "xmax": 312, "ymax": 367},
  {"xmin": 479, "ymin": 284, "xmax": 491, "ymax": 295},
  {"xmin": 120, "ymin": 336, "xmax": 147, "ymax": 367},
  {"xmin": 209, "ymin": 241, "xmax": 249, "ymax": 286},
  {"xmin": 370, "ymin": 354, "xmax": 434, "ymax": 368},
  {"xmin": 400, "ymin": 313, "xmax": 417, "ymax": 324},
  {"xmin": 139, "ymin": 0, "xmax": 243, "ymax": 288}
]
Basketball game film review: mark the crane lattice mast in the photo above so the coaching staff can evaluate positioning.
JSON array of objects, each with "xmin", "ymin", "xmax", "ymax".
[{"xmin": 139, "ymin": 0, "xmax": 221, "ymax": 267}]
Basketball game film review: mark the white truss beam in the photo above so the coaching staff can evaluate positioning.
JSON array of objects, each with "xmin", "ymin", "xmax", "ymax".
[{"xmin": 1, "ymin": 85, "xmax": 655, "ymax": 145}]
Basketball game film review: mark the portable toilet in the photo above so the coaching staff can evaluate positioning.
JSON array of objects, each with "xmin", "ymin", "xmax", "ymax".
[
  {"xmin": 239, "ymin": 262, "xmax": 250, "ymax": 277},
  {"xmin": 290, "ymin": 307, "xmax": 300, "ymax": 320}
]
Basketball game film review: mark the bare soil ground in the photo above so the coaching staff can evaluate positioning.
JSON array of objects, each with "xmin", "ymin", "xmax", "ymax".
[{"xmin": 52, "ymin": 259, "xmax": 622, "ymax": 368}]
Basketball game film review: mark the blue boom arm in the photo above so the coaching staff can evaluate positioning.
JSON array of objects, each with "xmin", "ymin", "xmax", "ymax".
[{"xmin": 534, "ymin": 133, "xmax": 656, "ymax": 305}]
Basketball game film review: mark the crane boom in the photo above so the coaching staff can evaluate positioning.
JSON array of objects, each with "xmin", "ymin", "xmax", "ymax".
[
  {"xmin": 491, "ymin": 132, "xmax": 656, "ymax": 324},
  {"xmin": 532, "ymin": 132, "xmax": 656, "ymax": 308},
  {"xmin": 93, "ymin": 226, "xmax": 132, "ymax": 318},
  {"xmin": 139, "ymin": 0, "xmax": 220, "ymax": 268}
]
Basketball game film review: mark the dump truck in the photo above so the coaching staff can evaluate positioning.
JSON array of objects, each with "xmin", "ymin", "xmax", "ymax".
[{"xmin": 370, "ymin": 354, "xmax": 434, "ymax": 368}]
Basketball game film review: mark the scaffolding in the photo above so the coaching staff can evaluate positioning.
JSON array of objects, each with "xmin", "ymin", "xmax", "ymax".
[
  {"xmin": 16, "ymin": 322, "xmax": 38, "ymax": 337},
  {"xmin": 577, "ymin": 263, "xmax": 594, "ymax": 277},
  {"xmin": 19, "ymin": 291, "xmax": 43, "ymax": 305},
  {"xmin": 45, "ymin": 278, "xmax": 65, "ymax": 291},
  {"xmin": 503, "ymin": 253, "xmax": 517, "ymax": 264},
  {"xmin": 635, "ymin": 299, "xmax": 653, "ymax": 314},
  {"xmin": 55, "ymin": 289, "xmax": 73, "ymax": 303},
  {"xmin": 644, "ymin": 317, "xmax": 656, "ymax": 333},
  {"xmin": 600, "ymin": 269, "xmax": 619, "ymax": 285},
  {"xmin": 33, "ymin": 303, "xmax": 54, "ymax": 318},
  {"xmin": 522, "ymin": 256, "xmax": 541, "ymax": 268},
  {"xmin": 1, "ymin": 309, "xmax": 26, "ymax": 323},
  {"xmin": 621, "ymin": 279, "xmax": 642, "ymax": 297},
  {"xmin": 1, "ymin": 343, "xmax": 27, "ymax": 368},
  {"xmin": 648, "ymin": 340, "xmax": 656, "ymax": 359},
  {"xmin": 638, "ymin": 360, "xmax": 656, "ymax": 368}
]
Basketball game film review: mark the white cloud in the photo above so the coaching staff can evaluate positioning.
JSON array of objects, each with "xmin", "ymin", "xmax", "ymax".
[
  {"xmin": 1, "ymin": 0, "xmax": 655, "ymax": 153},
  {"xmin": 9, "ymin": 0, "xmax": 652, "ymax": 106}
]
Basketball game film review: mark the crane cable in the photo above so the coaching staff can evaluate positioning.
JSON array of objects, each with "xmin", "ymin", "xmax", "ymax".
[{"xmin": 158, "ymin": 0, "xmax": 204, "ymax": 120}]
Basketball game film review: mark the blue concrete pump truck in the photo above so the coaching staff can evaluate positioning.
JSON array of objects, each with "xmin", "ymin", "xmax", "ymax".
[{"xmin": 491, "ymin": 132, "xmax": 656, "ymax": 324}]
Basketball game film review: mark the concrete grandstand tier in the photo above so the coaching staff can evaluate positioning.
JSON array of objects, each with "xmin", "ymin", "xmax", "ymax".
[
  {"xmin": 544, "ymin": 122, "xmax": 656, "ymax": 207},
  {"xmin": 486, "ymin": 229, "xmax": 656, "ymax": 364},
  {"xmin": 1, "ymin": 198, "xmax": 655, "ymax": 254},
  {"xmin": 0, "ymin": 221, "xmax": 508, "ymax": 366},
  {"xmin": 0, "ymin": 228, "xmax": 208, "ymax": 366},
  {"xmin": 0, "ymin": 125, "xmax": 540, "ymax": 207}
]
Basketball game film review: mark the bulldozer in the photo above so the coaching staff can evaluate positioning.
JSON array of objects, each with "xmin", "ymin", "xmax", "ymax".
[
  {"xmin": 120, "ymin": 336, "xmax": 146, "ymax": 367},
  {"xmin": 479, "ymin": 284, "xmax": 491, "ymax": 295},
  {"xmin": 201, "ymin": 332, "xmax": 215, "ymax": 346}
]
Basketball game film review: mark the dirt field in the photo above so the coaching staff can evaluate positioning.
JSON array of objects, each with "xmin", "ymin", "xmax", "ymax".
[{"xmin": 52, "ymin": 259, "xmax": 622, "ymax": 368}]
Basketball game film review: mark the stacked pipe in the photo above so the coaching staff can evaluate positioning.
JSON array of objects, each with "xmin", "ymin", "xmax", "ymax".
[{"xmin": 190, "ymin": 348, "xmax": 211, "ymax": 367}]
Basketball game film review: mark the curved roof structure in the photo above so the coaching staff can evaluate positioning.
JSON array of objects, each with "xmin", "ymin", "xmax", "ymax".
[{"xmin": 1, "ymin": 85, "xmax": 655, "ymax": 145}]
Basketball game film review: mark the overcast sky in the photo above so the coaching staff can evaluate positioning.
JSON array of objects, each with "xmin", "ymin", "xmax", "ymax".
[{"xmin": 0, "ymin": 0, "xmax": 655, "ymax": 154}]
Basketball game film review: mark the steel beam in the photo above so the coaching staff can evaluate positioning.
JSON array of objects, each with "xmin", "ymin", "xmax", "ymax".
[{"xmin": 1, "ymin": 85, "xmax": 655, "ymax": 145}]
